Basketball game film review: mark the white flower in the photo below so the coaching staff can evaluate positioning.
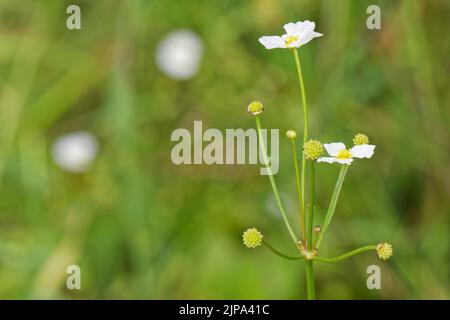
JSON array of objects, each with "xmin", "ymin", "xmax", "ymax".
[
  {"xmin": 52, "ymin": 131, "xmax": 98, "ymax": 173},
  {"xmin": 155, "ymin": 29, "xmax": 203, "ymax": 80},
  {"xmin": 259, "ymin": 20, "xmax": 323, "ymax": 49},
  {"xmin": 317, "ymin": 142, "xmax": 375, "ymax": 165}
]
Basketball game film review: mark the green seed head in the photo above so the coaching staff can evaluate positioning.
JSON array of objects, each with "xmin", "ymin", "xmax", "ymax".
[
  {"xmin": 242, "ymin": 228, "xmax": 263, "ymax": 249},
  {"xmin": 353, "ymin": 133, "xmax": 369, "ymax": 145},
  {"xmin": 247, "ymin": 101, "xmax": 264, "ymax": 116},
  {"xmin": 286, "ymin": 130, "xmax": 297, "ymax": 139},
  {"xmin": 303, "ymin": 139, "xmax": 324, "ymax": 160}
]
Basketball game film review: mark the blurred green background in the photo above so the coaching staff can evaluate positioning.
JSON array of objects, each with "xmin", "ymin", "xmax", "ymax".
[{"xmin": 0, "ymin": 0, "xmax": 449, "ymax": 299}]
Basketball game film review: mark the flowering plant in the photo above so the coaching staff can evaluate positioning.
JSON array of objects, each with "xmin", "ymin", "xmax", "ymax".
[{"xmin": 243, "ymin": 21, "xmax": 393, "ymax": 300}]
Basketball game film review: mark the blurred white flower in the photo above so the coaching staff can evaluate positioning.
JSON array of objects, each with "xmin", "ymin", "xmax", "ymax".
[
  {"xmin": 155, "ymin": 29, "xmax": 203, "ymax": 80},
  {"xmin": 317, "ymin": 142, "xmax": 375, "ymax": 165},
  {"xmin": 259, "ymin": 20, "xmax": 323, "ymax": 49},
  {"xmin": 52, "ymin": 131, "xmax": 98, "ymax": 173}
]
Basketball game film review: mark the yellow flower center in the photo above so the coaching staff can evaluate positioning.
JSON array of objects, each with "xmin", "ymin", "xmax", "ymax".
[
  {"xmin": 285, "ymin": 35, "xmax": 298, "ymax": 47},
  {"xmin": 337, "ymin": 149, "xmax": 352, "ymax": 159}
]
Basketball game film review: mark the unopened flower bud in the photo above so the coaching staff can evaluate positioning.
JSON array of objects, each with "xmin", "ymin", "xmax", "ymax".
[
  {"xmin": 286, "ymin": 130, "xmax": 297, "ymax": 139},
  {"xmin": 247, "ymin": 101, "xmax": 264, "ymax": 116}
]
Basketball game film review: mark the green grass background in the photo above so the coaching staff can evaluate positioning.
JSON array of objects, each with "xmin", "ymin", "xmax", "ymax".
[{"xmin": 0, "ymin": 0, "xmax": 448, "ymax": 299}]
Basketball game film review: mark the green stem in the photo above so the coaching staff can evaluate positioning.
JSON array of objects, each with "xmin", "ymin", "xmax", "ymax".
[
  {"xmin": 314, "ymin": 245, "xmax": 377, "ymax": 263},
  {"xmin": 316, "ymin": 165, "xmax": 349, "ymax": 249},
  {"xmin": 293, "ymin": 49, "xmax": 308, "ymax": 145},
  {"xmin": 290, "ymin": 139, "xmax": 305, "ymax": 240},
  {"xmin": 307, "ymin": 161, "xmax": 315, "ymax": 250},
  {"xmin": 305, "ymin": 160, "xmax": 316, "ymax": 299},
  {"xmin": 255, "ymin": 116, "xmax": 297, "ymax": 244},
  {"xmin": 293, "ymin": 49, "xmax": 315, "ymax": 300},
  {"xmin": 263, "ymin": 241, "xmax": 303, "ymax": 260},
  {"xmin": 292, "ymin": 49, "xmax": 308, "ymax": 219},
  {"xmin": 305, "ymin": 260, "xmax": 315, "ymax": 299}
]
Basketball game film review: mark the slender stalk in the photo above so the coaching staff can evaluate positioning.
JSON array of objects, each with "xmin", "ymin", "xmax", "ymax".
[
  {"xmin": 305, "ymin": 260, "xmax": 315, "ymax": 299},
  {"xmin": 293, "ymin": 49, "xmax": 315, "ymax": 300},
  {"xmin": 255, "ymin": 116, "xmax": 297, "ymax": 244},
  {"xmin": 304, "ymin": 160, "xmax": 316, "ymax": 299},
  {"xmin": 314, "ymin": 245, "xmax": 377, "ymax": 263},
  {"xmin": 292, "ymin": 49, "xmax": 308, "ymax": 218},
  {"xmin": 316, "ymin": 165, "xmax": 349, "ymax": 249},
  {"xmin": 290, "ymin": 139, "xmax": 305, "ymax": 240},
  {"xmin": 263, "ymin": 241, "xmax": 303, "ymax": 260},
  {"xmin": 292, "ymin": 49, "xmax": 308, "ymax": 145},
  {"xmin": 307, "ymin": 161, "xmax": 315, "ymax": 250}
]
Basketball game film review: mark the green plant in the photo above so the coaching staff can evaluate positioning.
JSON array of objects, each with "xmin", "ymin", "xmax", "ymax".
[{"xmin": 243, "ymin": 20, "xmax": 393, "ymax": 300}]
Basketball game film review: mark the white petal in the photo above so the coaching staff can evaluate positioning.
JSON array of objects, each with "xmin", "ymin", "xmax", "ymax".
[
  {"xmin": 286, "ymin": 21, "xmax": 322, "ymax": 46},
  {"xmin": 283, "ymin": 22, "xmax": 298, "ymax": 36},
  {"xmin": 317, "ymin": 157, "xmax": 353, "ymax": 165},
  {"xmin": 317, "ymin": 157, "xmax": 339, "ymax": 164},
  {"xmin": 258, "ymin": 36, "xmax": 285, "ymax": 49},
  {"xmin": 335, "ymin": 158, "xmax": 353, "ymax": 165},
  {"xmin": 350, "ymin": 144, "xmax": 376, "ymax": 159},
  {"xmin": 323, "ymin": 142, "xmax": 346, "ymax": 157},
  {"xmin": 295, "ymin": 21, "xmax": 314, "ymax": 39},
  {"xmin": 297, "ymin": 20, "xmax": 316, "ymax": 34},
  {"xmin": 289, "ymin": 41, "xmax": 302, "ymax": 48},
  {"xmin": 313, "ymin": 31, "xmax": 323, "ymax": 37},
  {"xmin": 298, "ymin": 30, "xmax": 323, "ymax": 45}
]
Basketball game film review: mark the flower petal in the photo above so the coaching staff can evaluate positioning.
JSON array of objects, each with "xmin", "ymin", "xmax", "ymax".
[
  {"xmin": 298, "ymin": 30, "xmax": 323, "ymax": 45},
  {"xmin": 317, "ymin": 157, "xmax": 339, "ymax": 163},
  {"xmin": 283, "ymin": 22, "xmax": 298, "ymax": 36},
  {"xmin": 323, "ymin": 142, "xmax": 346, "ymax": 157},
  {"xmin": 297, "ymin": 21, "xmax": 316, "ymax": 34},
  {"xmin": 292, "ymin": 21, "xmax": 323, "ymax": 46},
  {"xmin": 350, "ymin": 144, "xmax": 376, "ymax": 159},
  {"xmin": 317, "ymin": 157, "xmax": 353, "ymax": 165},
  {"xmin": 258, "ymin": 36, "xmax": 285, "ymax": 49},
  {"xmin": 335, "ymin": 158, "xmax": 353, "ymax": 165}
]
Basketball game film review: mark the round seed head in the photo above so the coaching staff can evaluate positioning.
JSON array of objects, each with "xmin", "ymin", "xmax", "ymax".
[
  {"xmin": 353, "ymin": 133, "xmax": 369, "ymax": 145},
  {"xmin": 303, "ymin": 139, "xmax": 324, "ymax": 160},
  {"xmin": 242, "ymin": 228, "xmax": 263, "ymax": 249}
]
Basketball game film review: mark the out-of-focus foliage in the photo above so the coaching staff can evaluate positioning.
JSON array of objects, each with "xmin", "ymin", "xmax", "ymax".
[{"xmin": 0, "ymin": 0, "xmax": 448, "ymax": 299}]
